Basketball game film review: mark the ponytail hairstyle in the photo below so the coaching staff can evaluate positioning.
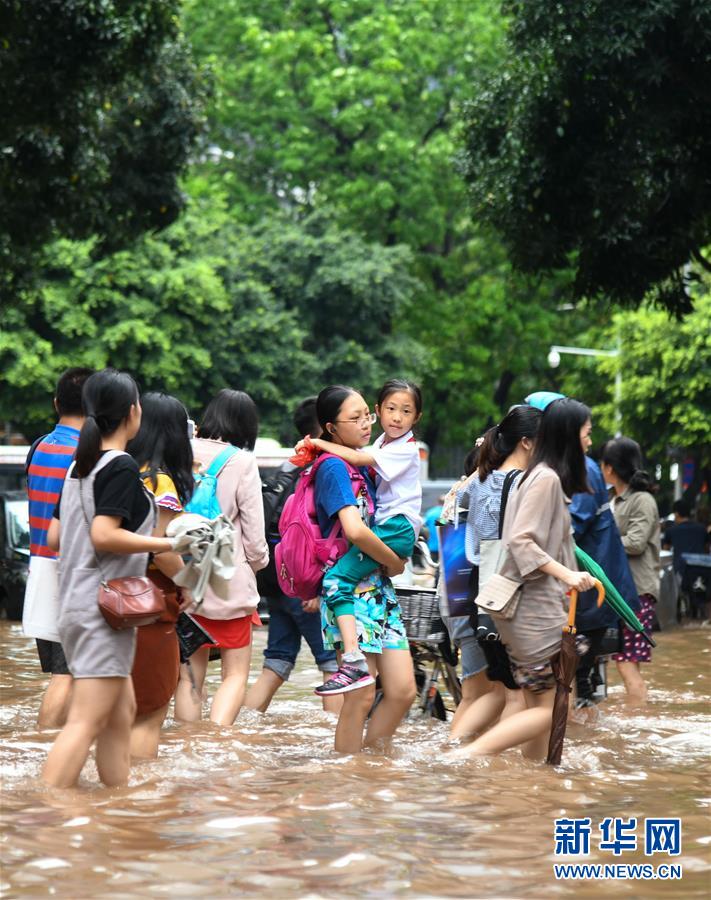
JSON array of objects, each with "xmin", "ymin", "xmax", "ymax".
[
  {"xmin": 601, "ymin": 436, "xmax": 653, "ymax": 493},
  {"xmin": 522, "ymin": 397, "xmax": 591, "ymax": 496},
  {"xmin": 75, "ymin": 369, "xmax": 139, "ymax": 477},
  {"xmin": 315, "ymin": 385, "xmax": 359, "ymax": 442},
  {"xmin": 376, "ymin": 379, "xmax": 423, "ymax": 418},
  {"xmin": 127, "ymin": 392, "xmax": 194, "ymax": 506},
  {"xmin": 477, "ymin": 405, "xmax": 542, "ymax": 481}
]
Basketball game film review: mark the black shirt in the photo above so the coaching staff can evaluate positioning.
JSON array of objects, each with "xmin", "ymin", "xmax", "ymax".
[{"xmin": 55, "ymin": 453, "xmax": 150, "ymax": 533}]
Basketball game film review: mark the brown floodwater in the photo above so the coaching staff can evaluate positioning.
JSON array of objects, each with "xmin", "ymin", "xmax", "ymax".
[{"xmin": 1, "ymin": 619, "xmax": 709, "ymax": 899}]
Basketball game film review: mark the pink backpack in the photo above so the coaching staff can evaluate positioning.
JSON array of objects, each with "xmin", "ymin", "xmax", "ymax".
[{"xmin": 275, "ymin": 453, "xmax": 374, "ymax": 600}]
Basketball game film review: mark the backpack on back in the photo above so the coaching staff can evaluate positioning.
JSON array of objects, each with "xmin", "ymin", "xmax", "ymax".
[
  {"xmin": 256, "ymin": 462, "xmax": 303, "ymax": 598},
  {"xmin": 185, "ymin": 445, "xmax": 238, "ymax": 518},
  {"xmin": 275, "ymin": 453, "xmax": 373, "ymax": 600}
]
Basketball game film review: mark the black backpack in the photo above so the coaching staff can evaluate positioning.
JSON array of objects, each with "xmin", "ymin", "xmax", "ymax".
[{"xmin": 257, "ymin": 461, "xmax": 303, "ymax": 598}]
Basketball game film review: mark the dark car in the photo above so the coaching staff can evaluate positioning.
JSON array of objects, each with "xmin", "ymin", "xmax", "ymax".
[{"xmin": 0, "ymin": 490, "xmax": 30, "ymax": 620}]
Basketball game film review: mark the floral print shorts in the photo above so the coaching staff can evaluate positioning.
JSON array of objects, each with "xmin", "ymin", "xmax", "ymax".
[
  {"xmin": 321, "ymin": 571, "xmax": 409, "ymax": 655},
  {"xmin": 511, "ymin": 634, "xmax": 591, "ymax": 693}
]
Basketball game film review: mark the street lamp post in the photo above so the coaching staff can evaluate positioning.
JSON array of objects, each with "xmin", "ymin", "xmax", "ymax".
[{"xmin": 548, "ymin": 344, "xmax": 622, "ymax": 435}]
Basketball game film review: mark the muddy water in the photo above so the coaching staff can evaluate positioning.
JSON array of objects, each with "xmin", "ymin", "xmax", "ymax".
[{"xmin": 1, "ymin": 620, "xmax": 709, "ymax": 899}]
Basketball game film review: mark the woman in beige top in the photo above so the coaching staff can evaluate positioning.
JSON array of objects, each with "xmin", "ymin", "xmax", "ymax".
[
  {"xmin": 601, "ymin": 437, "xmax": 659, "ymax": 704},
  {"xmin": 174, "ymin": 390, "xmax": 269, "ymax": 726},
  {"xmin": 460, "ymin": 399, "xmax": 595, "ymax": 761}
]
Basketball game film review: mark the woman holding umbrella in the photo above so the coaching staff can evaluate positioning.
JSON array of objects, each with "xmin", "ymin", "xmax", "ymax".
[{"xmin": 456, "ymin": 399, "xmax": 596, "ymax": 760}]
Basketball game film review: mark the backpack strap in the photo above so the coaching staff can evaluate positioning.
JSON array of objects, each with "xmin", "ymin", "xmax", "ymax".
[
  {"xmin": 203, "ymin": 445, "xmax": 238, "ymax": 478},
  {"xmin": 25, "ymin": 433, "xmax": 48, "ymax": 474},
  {"xmin": 498, "ymin": 469, "xmax": 520, "ymax": 539}
]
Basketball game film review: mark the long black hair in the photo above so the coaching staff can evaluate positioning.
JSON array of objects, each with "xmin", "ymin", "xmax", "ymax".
[
  {"xmin": 315, "ymin": 385, "xmax": 359, "ymax": 442},
  {"xmin": 477, "ymin": 405, "xmax": 542, "ymax": 481},
  {"xmin": 199, "ymin": 389, "xmax": 259, "ymax": 450},
  {"xmin": 601, "ymin": 437, "xmax": 653, "ymax": 493},
  {"xmin": 127, "ymin": 392, "xmax": 194, "ymax": 506},
  {"xmin": 75, "ymin": 369, "xmax": 139, "ymax": 477},
  {"xmin": 522, "ymin": 397, "xmax": 591, "ymax": 497}
]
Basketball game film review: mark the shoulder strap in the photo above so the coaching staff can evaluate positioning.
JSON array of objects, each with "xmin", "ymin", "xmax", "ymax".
[
  {"xmin": 25, "ymin": 434, "xmax": 48, "ymax": 474},
  {"xmin": 204, "ymin": 445, "xmax": 238, "ymax": 478},
  {"xmin": 498, "ymin": 469, "xmax": 521, "ymax": 539}
]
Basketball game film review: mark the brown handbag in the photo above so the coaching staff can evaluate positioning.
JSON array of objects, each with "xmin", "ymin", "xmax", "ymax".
[
  {"xmin": 79, "ymin": 474, "xmax": 166, "ymax": 630},
  {"xmin": 98, "ymin": 576, "xmax": 166, "ymax": 630}
]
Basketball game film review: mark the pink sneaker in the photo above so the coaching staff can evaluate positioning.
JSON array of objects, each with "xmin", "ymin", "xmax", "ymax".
[{"xmin": 314, "ymin": 664, "xmax": 374, "ymax": 695}]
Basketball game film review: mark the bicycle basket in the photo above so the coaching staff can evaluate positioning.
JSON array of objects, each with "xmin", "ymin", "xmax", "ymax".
[{"xmin": 396, "ymin": 586, "xmax": 445, "ymax": 642}]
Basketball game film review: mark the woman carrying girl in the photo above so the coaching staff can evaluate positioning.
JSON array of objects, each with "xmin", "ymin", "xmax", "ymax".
[
  {"xmin": 300, "ymin": 379, "xmax": 421, "ymax": 696},
  {"xmin": 601, "ymin": 437, "xmax": 659, "ymax": 704},
  {"xmin": 303, "ymin": 385, "xmax": 414, "ymax": 752},
  {"xmin": 43, "ymin": 369, "xmax": 175, "ymax": 788},
  {"xmin": 174, "ymin": 389, "xmax": 269, "ymax": 726},
  {"xmin": 455, "ymin": 398, "xmax": 596, "ymax": 760},
  {"xmin": 127, "ymin": 392, "xmax": 195, "ymax": 757},
  {"xmin": 449, "ymin": 405, "xmax": 541, "ymax": 741}
]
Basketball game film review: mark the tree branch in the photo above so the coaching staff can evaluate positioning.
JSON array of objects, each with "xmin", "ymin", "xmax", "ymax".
[{"xmin": 692, "ymin": 248, "xmax": 711, "ymax": 273}]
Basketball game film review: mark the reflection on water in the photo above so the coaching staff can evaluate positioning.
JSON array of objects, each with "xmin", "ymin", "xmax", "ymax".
[{"xmin": 1, "ymin": 621, "xmax": 709, "ymax": 898}]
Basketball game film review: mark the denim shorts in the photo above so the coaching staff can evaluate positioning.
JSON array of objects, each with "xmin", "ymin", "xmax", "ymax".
[
  {"xmin": 263, "ymin": 594, "xmax": 337, "ymax": 681},
  {"xmin": 444, "ymin": 617, "xmax": 487, "ymax": 681}
]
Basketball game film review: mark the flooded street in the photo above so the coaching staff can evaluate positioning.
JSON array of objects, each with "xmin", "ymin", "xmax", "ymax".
[{"xmin": 1, "ymin": 620, "xmax": 709, "ymax": 899}]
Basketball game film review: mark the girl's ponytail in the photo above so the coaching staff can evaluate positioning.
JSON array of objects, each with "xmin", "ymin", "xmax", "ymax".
[
  {"xmin": 477, "ymin": 405, "xmax": 542, "ymax": 481},
  {"xmin": 75, "ymin": 414, "xmax": 103, "ymax": 478},
  {"xmin": 476, "ymin": 427, "xmax": 504, "ymax": 481},
  {"xmin": 74, "ymin": 368, "xmax": 139, "ymax": 478}
]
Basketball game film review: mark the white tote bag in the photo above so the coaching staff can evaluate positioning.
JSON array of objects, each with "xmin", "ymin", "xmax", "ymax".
[{"xmin": 22, "ymin": 556, "xmax": 61, "ymax": 643}]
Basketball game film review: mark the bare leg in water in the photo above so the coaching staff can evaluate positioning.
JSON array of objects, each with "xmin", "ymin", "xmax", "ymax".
[
  {"xmin": 43, "ymin": 677, "xmax": 136, "ymax": 788},
  {"xmin": 364, "ymin": 647, "xmax": 416, "ymax": 749},
  {"xmin": 452, "ymin": 685, "xmax": 556, "ymax": 760},
  {"xmin": 615, "ymin": 660, "xmax": 648, "ymax": 704}
]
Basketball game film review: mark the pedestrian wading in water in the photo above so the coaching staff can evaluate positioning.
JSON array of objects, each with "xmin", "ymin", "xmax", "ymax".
[
  {"xmin": 43, "ymin": 369, "xmax": 175, "ymax": 789},
  {"xmin": 173, "ymin": 389, "xmax": 269, "ymax": 726},
  {"xmin": 601, "ymin": 436, "xmax": 660, "ymax": 705},
  {"xmin": 447, "ymin": 404, "xmax": 542, "ymax": 742},
  {"xmin": 307, "ymin": 385, "xmax": 415, "ymax": 752},
  {"xmin": 301, "ymin": 379, "xmax": 422, "ymax": 697},
  {"xmin": 127, "ymin": 391, "xmax": 195, "ymax": 758},
  {"xmin": 453, "ymin": 398, "xmax": 596, "ymax": 761}
]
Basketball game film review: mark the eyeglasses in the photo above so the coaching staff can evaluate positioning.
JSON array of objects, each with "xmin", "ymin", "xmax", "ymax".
[{"xmin": 334, "ymin": 413, "xmax": 377, "ymax": 427}]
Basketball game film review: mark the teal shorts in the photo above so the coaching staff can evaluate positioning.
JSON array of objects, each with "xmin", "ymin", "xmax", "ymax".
[
  {"xmin": 322, "ymin": 514, "xmax": 416, "ymax": 617},
  {"xmin": 321, "ymin": 571, "xmax": 409, "ymax": 655}
]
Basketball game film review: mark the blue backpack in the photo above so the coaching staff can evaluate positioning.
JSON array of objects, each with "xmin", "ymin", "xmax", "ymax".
[{"xmin": 185, "ymin": 445, "xmax": 238, "ymax": 518}]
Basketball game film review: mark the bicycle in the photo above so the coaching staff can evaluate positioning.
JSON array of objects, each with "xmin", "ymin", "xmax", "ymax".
[{"xmin": 395, "ymin": 541, "xmax": 462, "ymax": 721}]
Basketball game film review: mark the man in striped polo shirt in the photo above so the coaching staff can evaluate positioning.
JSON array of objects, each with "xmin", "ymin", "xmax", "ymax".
[{"xmin": 26, "ymin": 367, "xmax": 93, "ymax": 728}]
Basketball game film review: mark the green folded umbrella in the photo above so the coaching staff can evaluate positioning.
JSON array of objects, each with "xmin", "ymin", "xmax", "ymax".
[{"xmin": 574, "ymin": 546, "xmax": 656, "ymax": 648}]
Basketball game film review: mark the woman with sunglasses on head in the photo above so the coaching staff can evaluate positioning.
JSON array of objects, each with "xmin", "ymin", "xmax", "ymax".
[
  {"xmin": 42, "ymin": 369, "xmax": 175, "ymax": 788},
  {"xmin": 127, "ymin": 391, "xmax": 195, "ymax": 758},
  {"xmin": 304, "ymin": 385, "xmax": 413, "ymax": 753}
]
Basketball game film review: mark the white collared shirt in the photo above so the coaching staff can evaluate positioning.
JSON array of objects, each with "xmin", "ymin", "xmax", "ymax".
[{"xmin": 369, "ymin": 430, "xmax": 422, "ymax": 535}]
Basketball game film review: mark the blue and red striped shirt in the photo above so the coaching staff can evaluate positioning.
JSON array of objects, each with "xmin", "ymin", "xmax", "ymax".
[{"xmin": 27, "ymin": 424, "xmax": 80, "ymax": 558}]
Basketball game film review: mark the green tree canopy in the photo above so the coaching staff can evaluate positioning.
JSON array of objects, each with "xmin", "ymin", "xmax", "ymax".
[
  {"xmin": 0, "ymin": 197, "xmax": 422, "ymax": 442},
  {"xmin": 561, "ymin": 289, "xmax": 711, "ymax": 468},
  {"xmin": 462, "ymin": 0, "xmax": 711, "ymax": 316},
  {"xmin": 183, "ymin": 0, "xmax": 502, "ymax": 257},
  {"xmin": 0, "ymin": 0, "xmax": 207, "ymax": 295}
]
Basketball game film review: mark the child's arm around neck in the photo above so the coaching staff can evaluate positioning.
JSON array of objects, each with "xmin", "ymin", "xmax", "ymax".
[{"xmin": 301, "ymin": 437, "xmax": 375, "ymax": 468}]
